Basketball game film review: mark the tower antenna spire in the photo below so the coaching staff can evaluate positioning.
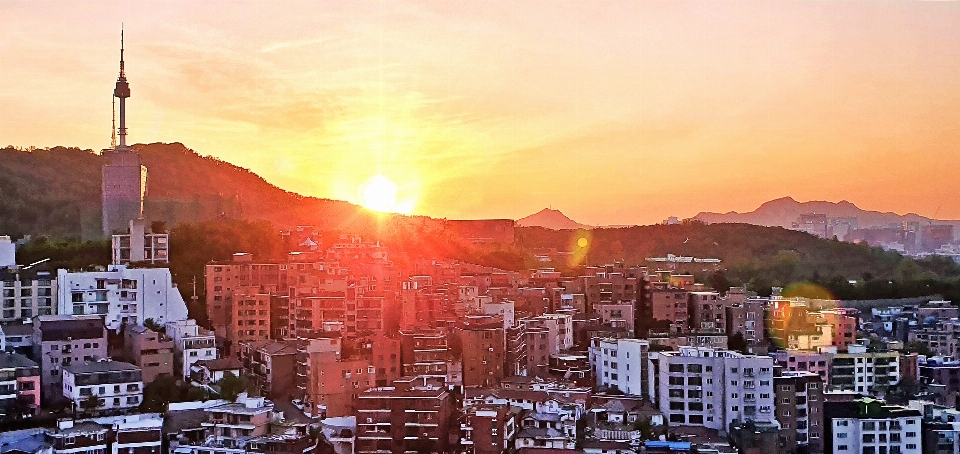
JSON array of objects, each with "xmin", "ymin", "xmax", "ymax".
[
  {"xmin": 114, "ymin": 25, "xmax": 131, "ymax": 148},
  {"xmin": 111, "ymin": 97, "xmax": 117, "ymax": 149}
]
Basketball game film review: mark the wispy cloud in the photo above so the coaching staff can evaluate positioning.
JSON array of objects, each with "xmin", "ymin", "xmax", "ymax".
[{"xmin": 260, "ymin": 37, "xmax": 328, "ymax": 53}]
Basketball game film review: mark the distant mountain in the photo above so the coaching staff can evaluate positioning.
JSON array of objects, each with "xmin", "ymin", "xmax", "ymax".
[
  {"xmin": 516, "ymin": 208, "xmax": 591, "ymax": 230},
  {"xmin": 693, "ymin": 197, "xmax": 960, "ymax": 232}
]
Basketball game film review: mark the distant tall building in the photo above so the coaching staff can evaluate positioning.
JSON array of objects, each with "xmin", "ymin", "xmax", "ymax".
[{"xmin": 102, "ymin": 30, "xmax": 148, "ymax": 237}]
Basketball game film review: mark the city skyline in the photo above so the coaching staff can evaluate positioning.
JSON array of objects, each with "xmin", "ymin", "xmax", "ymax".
[{"xmin": 2, "ymin": 1, "xmax": 959, "ymax": 225}]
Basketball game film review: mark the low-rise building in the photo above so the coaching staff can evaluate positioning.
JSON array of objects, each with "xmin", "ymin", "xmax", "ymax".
[
  {"xmin": 0, "ymin": 352, "xmax": 40, "ymax": 420},
  {"xmin": 111, "ymin": 219, "xmax": 169, "ymax": 265},
  {"xmin": 33, "ymin": 315, "xmax": 108, "ymax": 403},
  {"xmin": 121, "ymin": 324, "xmax": 174, "ymax": 383},
  {"xmin": 824, "ymin": 398, "xmax": 922, "ymax": 454},
  {"xmin": 461, "ymin": 405, "xmax": 519, "ymax": 454},
  {"xmin": 774, "ymin": 371, "xmax": 825, "ymax": 454},
  {"xmin": 166, "ymin": 319, "xmax": 217, "ymax": 378},
  {"xmin": 62, "ymin": 360, "xmax": 143, "ymax": 412},
  {"xmin": 0, "ymin": 268, "xmax": 57, "ymax": 322},
  {"xmin": 828, "ymin": 344, "xmax": 900, "ymax": 395},
  {"xmin": 590, "ymin": 337, "xmax": 649, "ymax": 397},
  {"xmin": 239, "ymin": 340, "xmax": 299, "ymax": 400}
]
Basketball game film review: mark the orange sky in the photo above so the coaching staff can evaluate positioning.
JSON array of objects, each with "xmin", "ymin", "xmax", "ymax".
[{"xmin": 2, "ymin": 1, "xmax": 959, "ymax": 225}]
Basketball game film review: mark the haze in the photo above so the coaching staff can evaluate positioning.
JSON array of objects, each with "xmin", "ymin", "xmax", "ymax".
[{"xmin": 2, "ymin": 1, "xmax": 959, "ymax": 225}]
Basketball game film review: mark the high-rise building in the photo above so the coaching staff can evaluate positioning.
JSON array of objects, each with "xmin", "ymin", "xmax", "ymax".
[{"xmin": 102, "ymin": 31, "xmax": 147, "ymax": 237}]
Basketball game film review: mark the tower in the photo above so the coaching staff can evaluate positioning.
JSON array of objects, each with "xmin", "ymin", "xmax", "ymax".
[{"xmin": 102, "ymin": 28, "xmax": 148, "ymax": 237}]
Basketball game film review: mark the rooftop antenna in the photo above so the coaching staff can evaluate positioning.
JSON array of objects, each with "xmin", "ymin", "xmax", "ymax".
[{"xmin": 114, "ymin": 24, "xmax": 131, "ymax": 149}]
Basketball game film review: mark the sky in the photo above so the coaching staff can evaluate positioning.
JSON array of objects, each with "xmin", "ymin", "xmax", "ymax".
[{"xmin": 2, "ymin": 1, "xmax": 959, "ymax": 225}]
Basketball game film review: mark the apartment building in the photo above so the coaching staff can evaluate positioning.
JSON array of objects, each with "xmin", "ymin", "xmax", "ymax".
[
  {"xmin": 297, "ymin": 336, "xmax": 376, "ymax": 418},
  {"xmin": 45, "ymin": 419, "xmax": 109, "ymax": 454},
  {"xmin": 111, "ymin": 219, "xmax": 169, "ymax": 265},
  {"xmin": 0, "ymin": 352, "xmax": 40, "ymax": 419},
  {"xmin": 590, "ymin": 338, "xmax": 649, "ymax": 397},
  {"xmin": 522, "ymin": 313, "xmax": 574, "ymax": 354},
  {"xmin": 166, "ymin": 319, "xmax": 217, "ymax": 378},
  {"xmin": 725, "ymin": 299, "xmax": 765, "ymax": 346},
  {"xmin": 0, "ymin": 268, "xmax": 56, "ymax": 322},
  {"xmin": 455, "ymin": 315, "xmax": 505, "ymax": 388},
  {"xmin": 824, "ymin": 398, "xmax": 922, "ymax": 454},
  {"xmin": 771, "ymin": 350, "xmax": 832, "ymax": 381},
  {"xmin": 120, "ymin": 324, "xmax": 174, "ymax": 383},
  {"xmin": 62, "ymin": 360, "xmax": 143, "ymax": 412},
  {"xmin": 461, "ymin": 405, "xmax": 519, "ymax": 454},
  {"xmin": 818, "ymin": 308, "xmax": 859, "ymax": 351},
  {"xmin": 239, "ymin": 340, "xmax": 299, "ymax": 400},
  {"xmin": 399, "ymin": 329, "xmax": 449, "ymax": 382},
  {"xmin": 594, "ymin": 303, "xmax": 635, "ymax": 334},
  {"xmin": 355, "ymin": 386, "xmax": 452, "ymax": 454},
  {"xmin": 56, "ymin": 266, "xmax": 188, "ymax": 331},
  {"xmin": 909, "ymin": 318, "xmax": 960, "ymax": 360},
  {"xmin": 33, "ymin": 315, "xmax": 108, "ymax": 402},
  {"xmin": 648, "ymin": 288, "xmax": 689, "ymax": 334},
  {"xmin": 774, "ymin": 371, "xmax": 825, "ymax": 454},
  {"xmin": 648, "ymin": 346, "xmax": 776, "ymax": 434},
  {"xmin": 828, "ymin": 344, "xmax": 900, "ymax": 395},
  {"xmin": 687, "ymin": 292, "xmax": 725, "ymax": 334},
  {"xmin": 231, "ymin": 287, "xmax": 271, "ymax": 347}
]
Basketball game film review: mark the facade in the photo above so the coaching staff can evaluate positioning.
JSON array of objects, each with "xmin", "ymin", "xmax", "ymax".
[
  {"xmin": 455, "ymin": 316, "xmax": 505, "ymax": 388},
  {"xmin": 354, "ymin": 386, "xmax": 452, "ymax": 454},
  {"xmin": 102, "ymin": 150, "xmax": 147, "ymax": 237},
  {"xmin": 824, "ymin": 398, "xmax": 922, "ymax": 454},
  {"xmin": 33, "ymin": 315, "xmax": 108, "ymax": 402},
  {"xmin": 111, "ymin": 219, "xmax": 168, "ymax": 265},
  {"xmin": 771, "ymin": 350, "xmax": 832, "ymax": 381},
  {"xmin": 828, "ymin": 344, "xmax": 900, "ymax": 394},
  {"xmin": 594, "ymin": 303, "xmax": 635, "ymax": 334},
  {"xmin": 399, "ymin": 330, "xmax": 449, "ymax": 382},
  {"xmin": 687, "ymin": 292, "xmax": 725, "ymax": 334},
  {"xmin": 47, "ymin": 419, "xmax": 110, "ymax": 454},
  {"xmin": 296, "ymin": 336, "xmax": 376, "ymax": 418},
  {"xmin": 648, "ymin": 288, "xmax": 690, "ymax": 334},
  {"xmin": 0, "ymin": 268, "xmax": 57, "ymax": 322},
  {"xmin": 461, "ymin": 405, "xmax": 519, "ymax": 454},
  {"xmin": 725, "ymin": 300, "xmax": 765, "ymax": 346},
  {"xmin": 121, "ymin": 324, "xmax": 174, "ymax": 383},
  {"xmin": 0, "ymin": 352, "xmax": 40, "ymax": 420},
  {"xmin": 239, "ymin": 340, "xmax": 299, "ymax": 400},
  {"xmin": 590, "ymin": 338, "xmax": 649, "ymax": 396},
  {"xmin": 62, "ymin": 360, "xmax": 143, "ymax": 412},
  {"xmin": 57, "ymin": 266, "xmax": 188, "ymax": 331},
  {"xmin": 774, "ymin": 371, "xmax": 825, "ymax": 454},
  {"xmin": 231, "ymin": 287, "xmax": 272, "ymax": 347},
  {"xmin": 166, "ymin": 319, "xmax": 217, "ymax": 378},
  {"xmin": 648, "ymin": 346, "xmax": 776, "ymax": 433},
  {"xmin": 909, "ymin": 318, "xmax": 960, "ymax": 361}
]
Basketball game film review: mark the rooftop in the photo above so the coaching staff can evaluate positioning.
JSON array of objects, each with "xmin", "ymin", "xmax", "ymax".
[
  {"xmin": 64, "ymin": 360, "xmax": 140, "ymax": 374},
  {"xmin": 0, "ymin": 352, "xmax": 38, "ymax": 369}
]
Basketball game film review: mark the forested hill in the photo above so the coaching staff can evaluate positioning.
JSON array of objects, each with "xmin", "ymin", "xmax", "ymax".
[{"xmin": 0, "ymin": 143, "xmax": 379, "ymax": 239}]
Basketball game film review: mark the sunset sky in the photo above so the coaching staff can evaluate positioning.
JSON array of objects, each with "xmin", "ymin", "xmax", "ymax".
[{"xmin": 2, "ymin": 1, "xmax": 959, "ymax": 225}]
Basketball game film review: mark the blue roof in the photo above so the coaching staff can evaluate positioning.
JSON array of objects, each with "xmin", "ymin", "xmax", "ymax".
[{"xmin": 644, "ymin": 441, "xmax": 692, "ymax": 450}]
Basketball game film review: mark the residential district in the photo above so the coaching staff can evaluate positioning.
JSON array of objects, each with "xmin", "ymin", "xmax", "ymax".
[{"xmin": 0, "ymin": 227, "xmax": 959, "ymax": 454}]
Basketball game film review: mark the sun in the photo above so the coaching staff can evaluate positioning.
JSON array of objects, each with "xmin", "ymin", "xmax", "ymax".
[{"xmin": 360, "ymin": 175, "xmax": 399, "ymax": 212}]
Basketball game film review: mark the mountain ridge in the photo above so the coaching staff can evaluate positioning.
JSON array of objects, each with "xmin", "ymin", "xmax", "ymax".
[
  {"xmin": 516, "ymin": 208, "xmax": 592, "ymax": 230},
  {"xmin": 693, "ymin": 196, "xmax": 960, "ymax": 233}
]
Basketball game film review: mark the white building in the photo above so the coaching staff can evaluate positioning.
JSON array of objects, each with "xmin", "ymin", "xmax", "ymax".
[
  {"xmin": 57, "ymin": 265, "xmax": 188, "ymax": 331},
  {"xmin": 0, "ymin": 236, "xmax": 15, "ymax": 268},
  {"xmin": 482, "ymin": 301, "xmax": 515, "ymax": 329},
  {"xmin": 166, "ymin": 319, "xmax": 217, "ymax": 378},
  {"xmin": 62, "ymin": 360, "xmax": 143, "ymax": 411},
  {"xmin": 590, "ymin": 338, "xmax": 649, "ymax": 396},
  {"xmin": 648, "ymin": 346, "xmax": 775, "ymax": 434},
  {"xmin": 524, "ymin": 313, "xmax": 573, "ymax": 352},
  {"xmin": 828, "ymin": 398, "xmax": 922, "ymax": 454},
  {"xmin": 828, "ymin": 344, "xmax": 900, "ymax": 395},
  {"xmin": 111, "ymin": 219, "xmax": 169, "ymax": 265}
]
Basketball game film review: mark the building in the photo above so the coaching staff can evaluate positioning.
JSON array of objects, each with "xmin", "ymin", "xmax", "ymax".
[
  {"xmin": 648, "ymin": 346, "xmax": 776, "ymax": 434},
  {"xmin": 725, "ymin": 299, "xmax": 765, "ymax": 347},
  {"xmin": 62, "ymin": 360, "xmax": 143, "ymax": 412},
  {"xmin": 47, "ymin": 419, "xmax": 110, "ymax": 454},
  {"xmin": 687, "ymin": 292, "xmax": 725, "ymax": 334},
  {"xmin": 189, "ymin": 357, "xmax": 242, "ymax": 386},
  {"xmin": 1, "ymin": 322, "xmax": 35, "ymax": 355},
  {"xmin": 399, "ymin": 329, "xmax": 449, "ymax": 382},
  {"xmin": 455, "ymin": 315, "xmax": 505, "ymax": 388},
  {"xmin": 239, "ymin": 340, "xmax": 300, "ymax": 400},
  {"xmin": 0, "ymin": 267, "xmax": 57, "ymax": 322},
  {"xmin": 828, "ymin": 344, "xmax": 900, "ymax": 395},
  {"xmin": 111, "ymin": 219, "xmax": 168, "ymax": 265},
  {"xmin": 594, "ymin": 303, "xmax": 635, "ymax": 334},
  {"xmin": 231, "ymin": 287, "xmax": 272, "ymax": 347},
  {"xmin": 918, "ymin": 358, "xmax": 960, "ymax": 396},
  {"xmin": 120, "ymin": 324, "xmax": 174, "ymax": 383},
  {"xmin": 354, "ymin": 385, "xmax": 452, "ymax": 454},
  {"xmin": 297, "ymin": 336, "xmax": 376, "ymax": 418},
  {"xmin": 0, "ymin": 352, "xmax": 40, "ymax": 420},
  {"xmin": 771, "ymin": 350, "xmax": 832, "ymax": 382},
  {"xmin": 590, "ymin": 338, "xmax": 649, "ymax": 397},
  {"xmin": 824, "ymin": 398, "xmax": 922, "ymax": 454},
  {"xmin": 33, "ymin": 315, "xmax": 108, "ymax": 402},
  {"xmin": 774, "ymin": 371, "xmax": 824, "ymax": 454},
  {"xmin": 102, "ymin": 36, "xmax": 147, "ymax": 237},
  {"xmin": 56, "ymin": 266, "xmax": 188, "ymax": 331},
  {"xmin": 165, "ymin": 319, "xmax": 217, "ymax": 378},
  {"xmin": 461, "ymin": 405, "xmax": 519, "ymax": 454},
  {"xmin": 909, "ymin": 318, "xmax": 960, "ymax": 361}
]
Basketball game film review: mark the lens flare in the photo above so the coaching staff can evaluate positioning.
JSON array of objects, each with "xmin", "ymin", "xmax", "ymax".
[
  {"xmin": 567, "ymin": 229, "xmax": 593, "ymax": 268},
  {"xmin": 360, "ymin": 175, "xmax": 398, "ymax": 212}
]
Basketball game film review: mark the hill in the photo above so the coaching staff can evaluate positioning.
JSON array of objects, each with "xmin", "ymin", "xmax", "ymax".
[
  {"xmin": 693, "ymin": 196, "xmax": 960, "ymax": 234},
  {"xmin": 516, "ymin": 208, "xmax": 591, "ymax": 230},
  {"xmin": 0, "ymin": 143, "xmax": 385, "ymax": 239}
]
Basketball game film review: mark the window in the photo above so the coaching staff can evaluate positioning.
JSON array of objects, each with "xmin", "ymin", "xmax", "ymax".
[{"xmin": 837, "ymin": 446, "xmax": 848, "ymax": 451}]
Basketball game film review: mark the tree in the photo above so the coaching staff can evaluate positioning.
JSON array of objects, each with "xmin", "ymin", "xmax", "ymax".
[
  {"xmin": 727, "ymin": 332, "xmax": 749, "ymax": 354},
  {"xmin": 218, "ymin": 372, "xmax": 249, "ymax": 402},
  {"xmin": 905, "ymin": 341, "xmax": 933, "ymax": 357},
  {"xmin": 81, "ymin": 394, "xmax": 100, "ymax": 414},
  {"xmin": 634, "ymin": 417, "xmax": 654, "ymax": 440}
]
